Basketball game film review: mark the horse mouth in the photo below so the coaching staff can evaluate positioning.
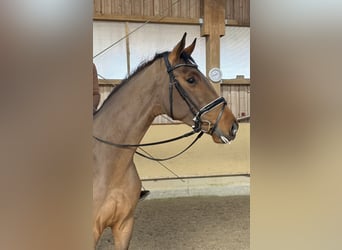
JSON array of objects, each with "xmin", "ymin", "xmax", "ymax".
[
  {"xmin": 220, "ymin": 135, "xmax": 231, "ymax": 144},
  {"xmin": 212, "ymin": 129, "xmax": 237, "ymax": 144}
]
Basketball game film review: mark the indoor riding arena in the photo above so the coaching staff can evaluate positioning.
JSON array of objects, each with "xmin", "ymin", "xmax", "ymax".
[{"xmin": 93, "ymin": 0, "xmax": 250, "ymax": 249}]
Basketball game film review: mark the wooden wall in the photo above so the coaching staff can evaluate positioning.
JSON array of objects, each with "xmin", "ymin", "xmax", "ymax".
[
  {"xmin": 98, "ymin": 77, "xmax": 250, "ymax": 124},
  {"xmin": 221, "ymin": 83, "xmax": 250, "ymax": 120},
  {"xmin": 93, "ymin": 0, "xmax": 250, "ymax": 26},
  {"xmin": 225, "ymin": 0, "xmax": 250, "ymax": 26},
  {"xmin": 94, "ymin": 0, "xmax": 201, "ymax": 24}
]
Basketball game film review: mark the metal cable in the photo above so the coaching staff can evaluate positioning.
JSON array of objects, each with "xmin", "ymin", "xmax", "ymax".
[{"xmin": 93, "ymin": 0, "xmax": 182, "ymax": 59}]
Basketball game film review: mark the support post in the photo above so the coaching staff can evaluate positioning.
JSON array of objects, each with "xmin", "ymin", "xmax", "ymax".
[{"xmin": 201, "ymin": 0, "xmax": 226, "ymax": 94}]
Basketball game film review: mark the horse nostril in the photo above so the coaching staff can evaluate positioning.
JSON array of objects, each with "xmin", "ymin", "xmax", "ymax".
[{"xmin": 230, "ymin": 121, "xmax": 239, "ymax": 137}]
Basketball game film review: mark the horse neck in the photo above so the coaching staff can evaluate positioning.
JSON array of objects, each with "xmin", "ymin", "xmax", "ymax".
[{"xmin": 94, "ymin": 60, "xmax": 165, "ymax": 145}]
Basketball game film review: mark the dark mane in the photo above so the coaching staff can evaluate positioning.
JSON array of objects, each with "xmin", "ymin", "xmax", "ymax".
[
  {"xmin": 93, "ymin": 51, "xmax": 169, "ymax": 116},
  {"xmin": 93, "ymin": 51, "xmax": 196, "ymax": 117}
]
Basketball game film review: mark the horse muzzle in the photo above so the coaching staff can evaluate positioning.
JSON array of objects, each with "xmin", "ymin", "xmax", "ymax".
[
  {"xmin": 215, "ymin": 120, "xmax": 239, "ymax": 144},
  {"xmin": 191, "ymin": 97, "xmax": 239, "ymax": 144},
  {"xmin": 192, "ymin": 96, "xmax": 239, "ymax": 143}
]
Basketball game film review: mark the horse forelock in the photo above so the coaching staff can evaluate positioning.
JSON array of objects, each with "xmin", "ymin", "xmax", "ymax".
[{"xmin": 180, "ymin": 51, "xmax": 196, "ymax": 65}]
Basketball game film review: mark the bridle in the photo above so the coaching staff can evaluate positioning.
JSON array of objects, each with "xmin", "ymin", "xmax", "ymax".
[
  {"xmin": 93, "ymin": 52, "xmax": 228, "ymax": 161},
  {"xmin": 163, "ymin": 52, "xmax": 227, "ymax": 135}
]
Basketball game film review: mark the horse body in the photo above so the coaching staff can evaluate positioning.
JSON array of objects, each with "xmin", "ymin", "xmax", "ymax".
[
  {"xmin": 93, "ymin": 58, "xmax": 165, "ymax": 249},
  {"xmin": 93, "ymin": 33, "xmax": 238, "ymax": 249}
]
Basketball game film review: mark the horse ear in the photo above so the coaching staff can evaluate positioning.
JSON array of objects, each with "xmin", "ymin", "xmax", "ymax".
[
  {"xmin": 168, "ymin": 32, "xmax": 187, "ymax": 64},
  {"xmin": 183, "ymin": 38, "xmax": 196, "ymax": 56}
]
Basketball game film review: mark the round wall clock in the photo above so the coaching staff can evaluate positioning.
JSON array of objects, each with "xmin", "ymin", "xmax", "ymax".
[{"xmin": 208, "ymin": 68, "xmax": 222, "ymax": 83}]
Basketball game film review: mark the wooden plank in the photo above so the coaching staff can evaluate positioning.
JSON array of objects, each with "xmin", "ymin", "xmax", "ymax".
[
  {"xmin": 112, "ymin": 0, "xmax": 117, "ymax": 14},
  {"xmin": 233, "ymin": 0, "xmax": 239, "ymax": 24},
  {"xmin": 222, "ymin": 76, "xmax": 250, "ymax": 85},
  {"xmin": 239, "ymin": 0, "xmax": 244, "ymax": 24},
  {"xmin": 243, "ymin": 0, "xmax": 250, "ymax": 25},
  {"xmin": 180, "ymin": 0, "xmax": 190, "ymax": 18},
  {"xmin": 123, "ymin": 0, "xmax": 132, "ymax": 15},
  {"xmin": 226, "ymin": 19, "xmax": 239, "ymax": 25},
  {"xmin": 247, "ymin": 85, "xmax": 250, "ymax": 117},
  {"xmin": 171, "ymin": 0, "xmax": 181, "ymax": 17},
  {"xmin": 154, "ymin": 0, "xmax": 161, "ymax": 16},
  {"xmin": 93, "ymin": 0, "xmax": 248, "ymax": 26},
  {"xmin": 234, "ymin": 0, "xmax": 246, "ymax": 25},
  {"xmin": 161, "ymin": 0, "xmax": 171, "ymax": 16},
  {"xmin": 221, "ymin": 85, "xmax": 232, "ymax": 111},
  {"xmin": 100, "ymin": 0, "xmax": 104, "ymax": 14},
  {"xmin": 113, "ymin": 0, "xmax": 118, "ymax": 14},
  {"xmin": 94, "ymin": 0, "xmax": 101, "ymax": 15},
  {"xmin": 103, "ymin": 0, "xmax": 112, "ymax": 15},
  {"xmin": 131, "ymin": 0, "xmax": 142, "ymax": 15},
  {"xmin": 98, "ymin": 79, "xmax": 121, "ymax": 85},
  {"xmin": 99, "ymin": 0, "xmax": 103, "ymax": 14},
  {"xmin": 230, "ymin": 85, "xmax": 239, "ymax": 117},
  {"xmin": 113, "ymin": 0, "xmax": 123, "ymax": 15},
  {"xmin": 189, "ymin": 0, "xmax": 199, "ymax": 18},
  {"xmin": 143, "ymin": 0, "xmax": 153, "ymax": 16},
  {"xmin": 227, "ymin": 85, "xmax": 232, "ymax": 111},
  {"xmin": 225, "ymin": 0, "xmax": 234, "ymax": 20},
  {"xmin": 224, "ymin": 0, "xmax": 250, "ymax": 26},
  {"xmin": 195, "ymin": 0, "xmax": 201, "ymax": 18},
  {"xmin": 239, "ymin": 85, "xmax": 247, "ymax": 117}
]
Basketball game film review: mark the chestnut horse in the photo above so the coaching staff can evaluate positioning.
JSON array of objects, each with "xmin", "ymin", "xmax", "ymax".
[{"xmin": 93, "ymin": 33, "xmax": 238, "ymax": 249}]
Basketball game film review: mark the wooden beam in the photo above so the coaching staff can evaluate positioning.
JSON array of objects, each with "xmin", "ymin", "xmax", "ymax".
[
  {"xmin": 205, "ymin": 35, "xmax": 221, "ymax": 93},
  {"xmin": 93, "ymin": 14, "xmax": 200, "ymax": 25},
  {"xmin": 222, "ymin": 76, "xmax": 250, "ymax": 85},
  {"xmin": 226, "ymin": 19, "xmax": 239, "ymax": 25},
  {"xmin": 98, "ymin": 79, "xmax": 121, "ymax": 86},
  {"xmin": 201, "ymin": 0, "xmax": 225, "ymax": 37},
  {"xmin": 200, "ymin": 0, "xmax": 226, "ymax": 94},
  {"xmin": 93, "ymin": 14, "xmax": 246, "ymax": 27}
]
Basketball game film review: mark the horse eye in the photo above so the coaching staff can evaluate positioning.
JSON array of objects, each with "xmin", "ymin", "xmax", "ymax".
[{"xmin": 186, "ymin": 77, "xmax": 195, "ymax": 84}]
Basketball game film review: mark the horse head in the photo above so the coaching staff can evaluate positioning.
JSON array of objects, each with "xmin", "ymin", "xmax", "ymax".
[{"xmin": 163, "ymin": 33, "xmax": 238, "ymax": 143}]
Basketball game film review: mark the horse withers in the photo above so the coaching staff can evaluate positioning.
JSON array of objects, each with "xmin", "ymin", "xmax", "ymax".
[{"xmin": 93, "ymin": 33, "xmax": 238, "ymax": 249}]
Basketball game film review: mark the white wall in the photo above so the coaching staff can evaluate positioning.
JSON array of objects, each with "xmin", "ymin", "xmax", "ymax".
[
  {"xmin": 220, "ymin": 26, "xmax": 250, "ymax": 79},
  {"xmin": 93, "ymin": 22, "xmax": 206, "ymax": 79},
  {"xmin": 93, "ymin": 22, "xmax": 127, "ymax": 79},
  {"xmin": 93, "ymin": 21, "xmax": 250, "ymax": 80}
]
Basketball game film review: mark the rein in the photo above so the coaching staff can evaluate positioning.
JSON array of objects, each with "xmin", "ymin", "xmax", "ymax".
[
  {"xmin": 93, "ymin": 131, "xmax": 203, "ymax": 161},
  {"xmin": 93, "ymin": 53, "xmax": 227, "ymax": 161},
  {"xmin": 135, "ymin": 131, "xmax": 203, "ymax": 161},
  {"xmin": 93, "ymin": 130, "xmax": 196, "ymax": 147}
]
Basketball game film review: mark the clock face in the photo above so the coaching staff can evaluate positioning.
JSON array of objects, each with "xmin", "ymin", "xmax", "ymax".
[{"xmin": 208, "ymin": 68, "xmax": 222, "ymax": 83}]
